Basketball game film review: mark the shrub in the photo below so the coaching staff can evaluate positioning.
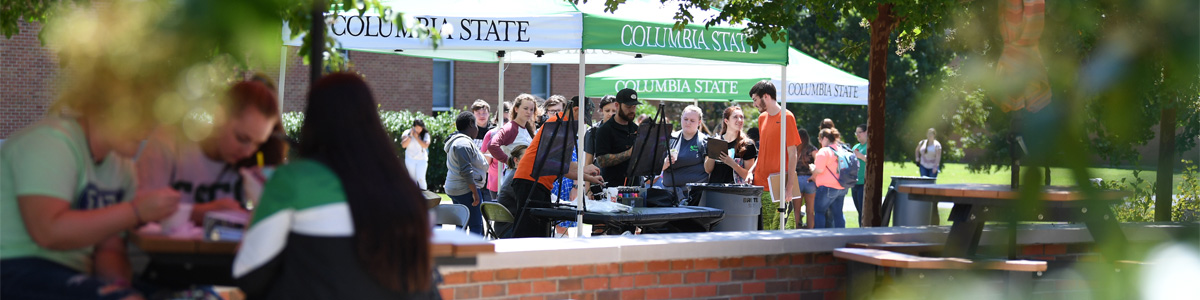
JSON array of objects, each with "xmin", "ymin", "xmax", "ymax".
[
  {"xmin": 1101, "ymin": 160, "xmax": 1200, "ymax": 222},
  {"xmin": 281, "ymin": 109, "xmax": 463, "ymax": 192}
]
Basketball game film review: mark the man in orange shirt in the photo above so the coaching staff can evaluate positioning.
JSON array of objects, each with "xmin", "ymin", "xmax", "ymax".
[
  {"xmin": 497, "ymin": 97, "xmax": 604, "ymax": 238},
  {"xmin": 744, "ymin": 81, "xmax": 804, "ymax": 226}
]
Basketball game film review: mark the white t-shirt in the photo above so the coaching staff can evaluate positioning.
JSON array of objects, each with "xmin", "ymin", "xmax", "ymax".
[
  {"xmin": 137, "ymin": 131, "xmax": 242, "ymax": 205},
  {"xmin": 501, "ymin": 128, "xmax": 533, "ymax": 159},
  {"xmin": 918, "ymin": 139, "xmax": 942, "ymax": 169},
  {"xmin": 402, "ymin": 129, "xmax": 431, "ymax": 161}
]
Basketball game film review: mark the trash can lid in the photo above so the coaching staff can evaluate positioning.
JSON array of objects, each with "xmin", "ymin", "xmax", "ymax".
[{"xmin": 685, "ymin": 183, "xmax": 764, "ymax": 196}]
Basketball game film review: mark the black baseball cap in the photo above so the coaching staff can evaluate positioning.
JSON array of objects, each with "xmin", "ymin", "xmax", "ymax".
[
  {"xmin": 616, "ymin": 88, "xmax": 640, "ymax": 105},
  {"xmin": 568, "ymin": 96, "xmax": 595, "ymax": 122}
]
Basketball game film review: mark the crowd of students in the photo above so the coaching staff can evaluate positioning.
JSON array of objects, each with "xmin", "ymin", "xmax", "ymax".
[{"xmin": 443, "ymin": 80, "xmax": 887, "ymax": 237}]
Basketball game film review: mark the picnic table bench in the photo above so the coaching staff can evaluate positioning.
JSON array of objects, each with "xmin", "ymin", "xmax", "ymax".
[
  {"xmin": 898, "ymin": 183, "xmax": 1129, "ymax": 260},
  {"xmin": 835, "ymin": 247, "xmax": 1046, "ymax": 300}
]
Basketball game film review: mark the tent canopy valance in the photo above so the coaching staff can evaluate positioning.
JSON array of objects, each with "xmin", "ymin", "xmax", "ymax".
[
  {"xmin": 282, "ymin": 0, "xmax": 789, "ymax": 65},
  {"xmin": 585, "ymin": 47, "xmax": 868, "ymax": 105}
]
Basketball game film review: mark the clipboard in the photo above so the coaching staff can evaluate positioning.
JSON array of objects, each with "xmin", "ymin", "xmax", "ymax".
[
  {"xmin": 706, "ymin": 138, "xmax": 729, "ymax": 159},
  {"xmin": 765, "ymin": 173, "xmax": 803, "ymax": 203}
]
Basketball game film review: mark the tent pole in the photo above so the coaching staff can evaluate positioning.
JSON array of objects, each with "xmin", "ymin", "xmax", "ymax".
[
  {"xmin": 576, "ymin": 49, "xmax": 587, "ymax": 238},
  {"xmin": 497, "ymin": 51, "xmax": 505, "ymax": 125},
  {"xmin": 278, "ymin": 46, "xmax": 288, "ymax": 111},
  {"xmin": 496, "ymin": 51, "xmax": 505, "ymax": 201},
  {"xmin": 779, "ymin": 65, "xmax": 787, "ymax": 230}
]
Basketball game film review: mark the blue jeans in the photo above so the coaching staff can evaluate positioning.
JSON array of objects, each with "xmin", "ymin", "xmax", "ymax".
[
  {"xmin": 852, "ymin": 184, "xmax": 865, "ymax": 223},
  {"xmin": 449, "ymin": 190, "xmax": 485, "ymax": 235},
  {"xmin": 1, "ymin": 257, "xmax": 151, "ymax": 299},
  {"xmin": 813, "ymin": 186, "xmax": 848, "ymax": 229},
  {"xmin": 919, "ymin": 166, "xmax": 939, "ymax": 178},
  {"xmin": 796, "ymin": 175, "xmax": 817, "ymax": 195}
]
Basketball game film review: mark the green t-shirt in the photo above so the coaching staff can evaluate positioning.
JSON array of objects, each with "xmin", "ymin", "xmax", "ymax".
[
  {"xmin": 0, "ymin": 116, "xmax": 136, "ymax": 272},
  {"xmin": 853, "ymin": 143, "xmax": 867, "ymax": 185}
]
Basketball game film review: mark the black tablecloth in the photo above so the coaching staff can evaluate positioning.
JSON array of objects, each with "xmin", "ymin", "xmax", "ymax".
[{"xmin": 528, "ymin": 206, "xmax": 725, "ymax": 235}]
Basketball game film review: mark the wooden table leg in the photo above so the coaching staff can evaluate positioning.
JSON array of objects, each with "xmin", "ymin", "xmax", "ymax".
[
  {"xmin": 1083, "ymin": 205, "xmax": 1128, "ymax": 262},
  {"xmin": 846, "ymin": 261, "xmax": 878, "ymax": 300},
  {"xmin": 945, "ymin": 204, "xmax": 988, "ymax": 257}
]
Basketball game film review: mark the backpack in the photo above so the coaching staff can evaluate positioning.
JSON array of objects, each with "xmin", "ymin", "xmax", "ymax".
[{"xmin": 825, "ymin": 143, "xmax": 860, "ymax": 189}]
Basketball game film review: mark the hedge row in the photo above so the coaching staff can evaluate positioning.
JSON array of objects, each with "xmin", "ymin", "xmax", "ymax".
[{"xmin": 282, "ymin": 109, "xmax": 463, "ymax": 192}]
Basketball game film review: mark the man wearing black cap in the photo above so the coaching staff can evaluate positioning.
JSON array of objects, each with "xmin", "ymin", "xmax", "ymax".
[{"xmin": 592, "ymin": 88, "xmax": 641, "ymax": 187}]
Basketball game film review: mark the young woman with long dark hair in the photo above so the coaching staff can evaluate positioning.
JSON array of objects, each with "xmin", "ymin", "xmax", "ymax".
[
  {"xmin": 234, "ymin": 73, "xmax": 436, "ymax": 299},
  {"xmin": 705, "ymin": 106, "xmax": 758, "ymax": 184}
]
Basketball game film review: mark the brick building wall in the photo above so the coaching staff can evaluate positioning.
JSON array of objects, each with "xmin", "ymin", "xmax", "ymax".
[
  {"xmin": 2, "ymin": 20, "xmax": 614, "ymax": 138},
  {"xmin": 254, "ymin": 49, "xmax": 613, "ymax": 117},
  {"xmin": 1, "ymin": 21, "xmax": 59, "ymax": 138}
]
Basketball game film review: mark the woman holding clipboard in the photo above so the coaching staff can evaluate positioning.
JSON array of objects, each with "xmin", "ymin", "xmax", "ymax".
[{"xmin": 705, "ymin": 106, "xmax": 758, "ymax": 184}]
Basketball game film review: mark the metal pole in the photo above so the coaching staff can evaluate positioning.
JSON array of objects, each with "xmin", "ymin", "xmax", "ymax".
[
  {"xmin": 309, "ymin": 0, "xmax": 325, "ymax": 86},
  {"xmin": 278, "ymin": 46, "xmax": 288, "ymax": 110},
  {"xmin": 576, "ymin": 49, "xmax": 587, "ymax": 238},
  {"xmin": 779, "ymin": 65, "xmax": 787, "ymax": 230},
  {"xmin": 496, "ymin": 51, "xmax": 505, "ymax": 200}
]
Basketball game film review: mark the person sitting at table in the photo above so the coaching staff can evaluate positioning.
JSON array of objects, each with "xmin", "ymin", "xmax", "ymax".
[
  {"xmin": 0, "ymin": 87, "xmax": 181, "ymax": 299},
  {"xmin": 706, "ymin": 106, "xmax": 758, "ymax": 185},
  {"xmin": 136, "ymin": 80, "xmax": 280, "ymax": 224},
  {"xmin": 445, "ymin": 112, "xmax": 489, "ymax": 235},
  {"xmin": 658, "ymin": 105, "xmax": 710, "ymax": 206},
  {"xmin": 497, "ymin": 97, "xmax": 605, "ymax": 238},
  {"xmin": 233, "ymin": 73, "xmax": 437, "ymax": 299}
]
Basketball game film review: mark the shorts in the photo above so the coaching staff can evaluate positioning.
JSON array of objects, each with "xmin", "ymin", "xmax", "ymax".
[{"xmin": 796, "ymin": 175, "xmax": 817, "ymax": 195}]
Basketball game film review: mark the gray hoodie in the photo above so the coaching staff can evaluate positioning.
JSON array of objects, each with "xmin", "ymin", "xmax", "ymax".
[{"xmin": 443, "ymin": 132, "xmax": 487, "ymax": 197}]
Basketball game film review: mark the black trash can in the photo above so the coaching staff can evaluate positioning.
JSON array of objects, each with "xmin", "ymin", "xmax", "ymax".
[
  {"xmin": 688, "ymin": 183, "xmax": 763, "ymax": 232},
  {"xmin": 892, "ymin": 176, "xmax": 938, "ymax": 226}
]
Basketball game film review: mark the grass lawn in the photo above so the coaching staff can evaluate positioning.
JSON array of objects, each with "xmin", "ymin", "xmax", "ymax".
[
  {"xmin": 877, "ymin": 161, "xmax": 1185, "ymax": 192},
  {"xmin": 786, "ymin": 161, "xmax": 1184, "ymax": 229}
]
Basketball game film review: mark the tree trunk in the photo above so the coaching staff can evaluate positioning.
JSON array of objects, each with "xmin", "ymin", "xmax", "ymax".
[
  {"xmin": 863, "ymin": 4, "xmax": 896, "ymax": 227},
  {"xmin": 1155, "ymin": 106, "xmax": 1177, "ymax": 221},
  {"xmin": 310, "ymin": 0, "xmax": 326, "ymax": 86}
]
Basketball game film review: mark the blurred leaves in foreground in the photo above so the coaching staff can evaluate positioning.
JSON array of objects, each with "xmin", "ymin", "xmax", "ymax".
[{"xmin": 37, "ymin": 0, "xmax": 285, "ymax": 141}]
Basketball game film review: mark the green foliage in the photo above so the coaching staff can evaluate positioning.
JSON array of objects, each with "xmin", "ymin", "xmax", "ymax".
[
  {"xmin": 1173, "ymin": 160, "xmax": 1200, "ymax": 222},
  {"xmin": 1100, "ymin": 170, "xmax": 1156, "ymax": 222},
  {"xmin": 1102, "ymin": 160, "xmax": 1200, "ymax": 222},
  {"xmin": 282, "ymin": 109, "xmax": 463, "ymax": 192},
  {"xmin": 786, "ymin": 8, "xmax": 956, "ymax": 162},
  {"xmin": 600, "ymin": 0, "xmax": 958, "ymax": 54}
]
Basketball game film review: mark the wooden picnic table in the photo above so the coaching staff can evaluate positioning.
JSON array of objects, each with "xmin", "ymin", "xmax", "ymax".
[
  {"xmin": 133, "ymin": 229, "xmax": 493, "ymax": 259},
  {"xmin": 132, "ymin": 229, "xmax": 494, "ymax": 286},
  {"xmin": 898, "ymin": 183, "xmax": 1130, "ymax": 260}
]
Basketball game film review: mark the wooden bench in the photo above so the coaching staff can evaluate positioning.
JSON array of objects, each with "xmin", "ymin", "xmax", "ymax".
[
  {"xmin": 835, "ymin": 248, "xmax": 1046, "ymax": 300},
  {"xmin": 846, "ymin": 242, "xmax": 944, "ymax": 256}
]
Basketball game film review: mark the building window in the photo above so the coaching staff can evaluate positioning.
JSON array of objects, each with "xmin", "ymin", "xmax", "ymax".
[
  {"xmin": 531, "ymin": 64, "xmax": 550, "ymax": 99},
  {"xmin": 433, "ymin": 60, "xmax": 454, "ymax": 111}
]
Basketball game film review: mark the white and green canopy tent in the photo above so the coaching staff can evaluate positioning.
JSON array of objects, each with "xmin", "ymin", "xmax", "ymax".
[
  {"xmin": 585, "ymin": 47, "xmax": 868, "ymax": 105},
  {"xmin": 279, "ymin": 0, "xmax": 800, "ymax": 230}
]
